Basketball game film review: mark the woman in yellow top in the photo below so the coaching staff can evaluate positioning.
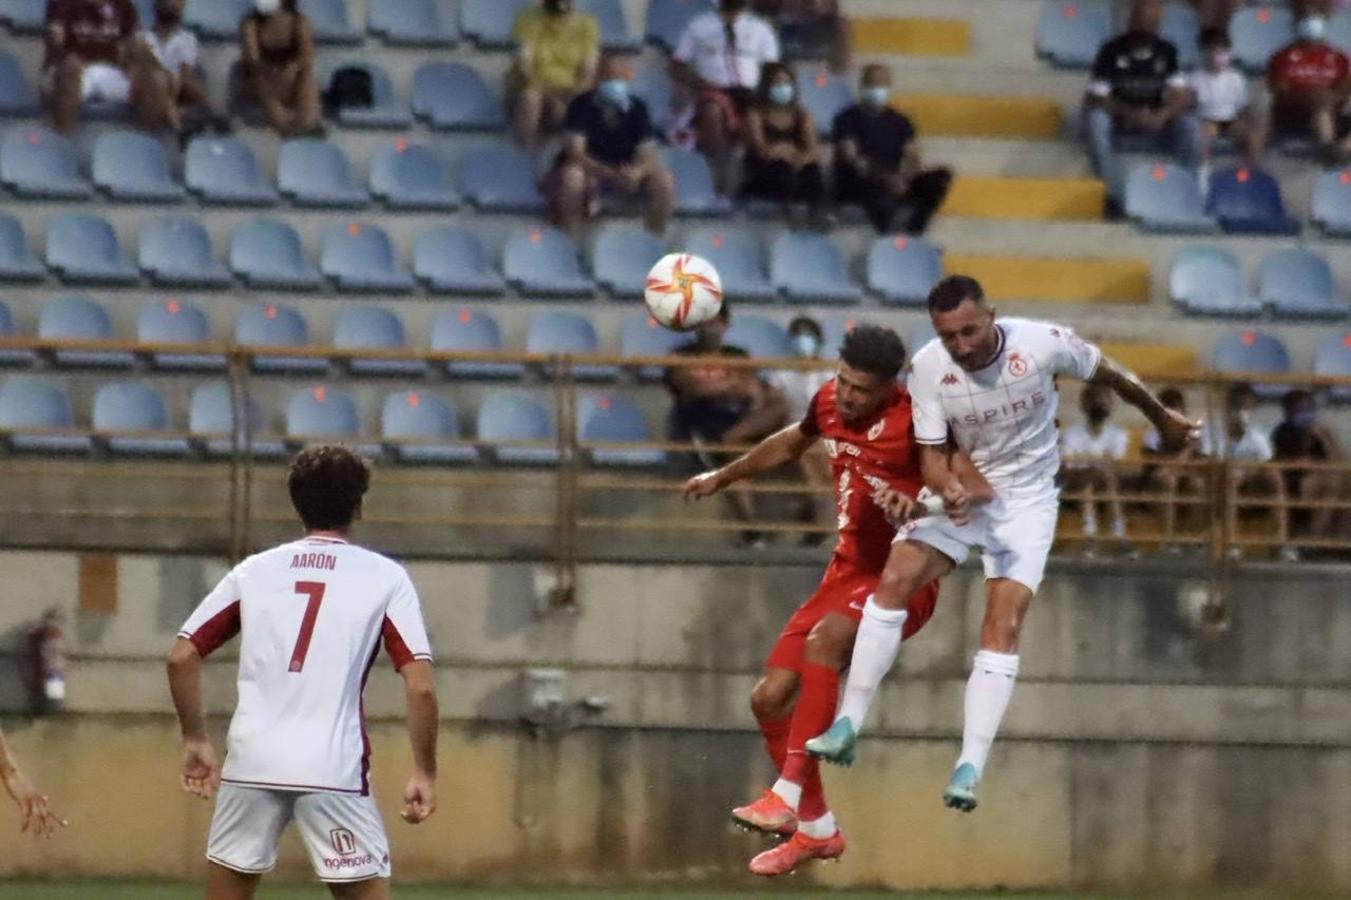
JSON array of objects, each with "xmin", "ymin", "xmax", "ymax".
[{"xmin": 511, "ymin": 0, "xmax": 600, "ymax": 149}]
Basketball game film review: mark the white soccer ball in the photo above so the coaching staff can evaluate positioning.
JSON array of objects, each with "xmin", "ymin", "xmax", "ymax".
[{"xmin": 644, "ymin": 252, "xmax": 724, "ymax": 331}]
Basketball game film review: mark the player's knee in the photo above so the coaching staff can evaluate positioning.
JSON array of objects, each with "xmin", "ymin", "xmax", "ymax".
[
  {"xmin": 803, "ymin": 626, "xmax": 849, "ymax": 669},
  {"xmin": 874, "ymin": 568, "xmax": 920, "ymax": 609},
  {"xmin": 749, "ymin": 678, "xmax": 792, "ymax": 721}
]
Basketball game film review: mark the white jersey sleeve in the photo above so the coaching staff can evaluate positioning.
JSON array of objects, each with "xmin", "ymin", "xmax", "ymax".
[
  {"xmin": 907, "ymin": 347, "xmax": 948, "ymax": 446},
  {"xmin": 381, "ymin": 571, "xmax": 433, "ymax": 670},
  {"xmin": 179, "ymin": 564, "xmax": 243, "ymax": 656},
  {"xmin": 1047, "ymin": 325, "xmax": 1102, "ymax": 381}
]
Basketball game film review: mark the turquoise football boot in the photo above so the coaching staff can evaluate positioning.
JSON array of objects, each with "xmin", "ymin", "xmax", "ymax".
[
  {"xmin": 803, "ymin": 717, "xmax": 857, "ymax": 767},
  {"xmin": 942, "ymin": 762, "xmax": 979, "ymax": 812}
]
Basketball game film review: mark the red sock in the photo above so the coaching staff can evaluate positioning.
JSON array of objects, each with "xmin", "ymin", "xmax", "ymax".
[
  {"xmin": 781, "ymin": 662, "xmax": 839, "ymax": 819},
  {"xmin": 758, "ymin": 716, "xmax": 792, "ymax": 773}
]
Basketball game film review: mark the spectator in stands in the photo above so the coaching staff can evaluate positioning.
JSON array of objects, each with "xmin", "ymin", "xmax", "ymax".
[
  {"xmin": 742, "ymin": 63, "xmax": 827, "ymax": 227},
  {"xmin": 1267, "ymin": 5, "xmax": 1351, "ymax": 164},
  {"xmin": 239, "ymin": 0, "xmax": 321, "ymax": 137},
  {"xmin": 752, "ymin": 0, "xmax": 850, "ymax": 73},
  {"xmin": 1190, "ymin": 28, "xmax": 1267, "ymax": 184},
  {"xmin": 1211, "ymin": 382, "xmax": 1288, "ymax": 557},
  {"xmin": 509, "ymin": 0, "xmax": 600, "ymax": 150},
  {"xmin": 43, "ymin": 0, "xmax": 141, "ymax": 134},
  {"xmin": 833, "ymin": 63, "xmax": 952, "ymax": 235},
  {"xmin": 132, "ymin": 0, "xmax": 226, "ymax": 142},
  {"xmin": 771, "ymin": 316, "xmax": 833, "ymax": 537},
  {"xmin": 1060, "ymin": 384, "xmax": 1131, "ymax": 551},
  {"xmin": 1272, "ymin": 389, "xmax": 1345, "ymax": 555},
  {"xmin": 1189, "ymin": 0, "xmax": 1242, "ymax": 30},
  {"xmin": 671, "ymin": 0, "xmax": 781, "ymax": 194},
  {"xmin": 1143, "ymin": 387, "xmax": 1209, "ymax": 546},
  {"xmin": 1084, "ymin": 0, "xmax": 1200, "ymax": 214},
  {"xmin": 546, "ymin": 55, "xmax": 675, "ymax": 241}
]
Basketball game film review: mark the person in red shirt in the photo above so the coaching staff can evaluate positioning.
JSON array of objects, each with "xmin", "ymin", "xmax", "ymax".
[
  {"xmin": 683, "ymin": 325, "xmax": 990, "ymax": 876},
  {"xmin": 1267, "ymin": 8, "xmax": 1351, "ymax": 163},
  {"xmin": 43, "ymin": 0, "xmax": 141, "ymax": 133}
]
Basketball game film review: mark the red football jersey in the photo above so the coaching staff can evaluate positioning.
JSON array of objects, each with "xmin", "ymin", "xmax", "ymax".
[
  {"xmin": 1269, "ymin": 43, "xmax": 1350, "ymax": 93},
  {"xmin": 800, "ymin": 379, "xmax": 924, "ymax": 573}
]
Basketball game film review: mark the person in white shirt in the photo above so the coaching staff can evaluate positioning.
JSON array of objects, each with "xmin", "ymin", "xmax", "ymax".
[
  {"xmin": 133, "ymin": 0, "xmax": 225, "ymax": 139},
  {"xmin": 1188, "ymin": 28, "xmax": 1266, "ymax": 182},
  {"xmin": 168, "ymin": 446, "xmax": 438, "ymax": 900},
  {"xmin": 771, "ymin": 316, "xmax": 834, "ymax": 536},
  {"xmin": 1060, "ymin": 384, "xmax": 1131, "ymax": 546},
  {"xmin": 1142, "ymin": 386, "xmax": 1209, "ymax": 544},
  {"xmin": 807, "ymin": 274, "xmax": 1196, "ymax": 816}
]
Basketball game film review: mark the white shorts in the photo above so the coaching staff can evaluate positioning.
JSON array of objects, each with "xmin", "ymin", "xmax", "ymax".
[
  {"xmin": 897, "ymin": 493, "xmax": 1060, "ymax": 593},
  {"xmin": 206, "ymin": 784, "xmax": 391, "ymax": 883},
  {"xmin": 42, "ymin": 62, "xmax": 131, "ymax": 103}
]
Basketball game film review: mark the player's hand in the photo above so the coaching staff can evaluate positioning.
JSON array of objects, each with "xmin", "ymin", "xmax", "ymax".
[
  {"xmin": 682, "ymin": 470, "xmax": 724, "ymax": 500},
  {"xmin": 1, "ymin": 766, "xmax": 67, "ymax": 838},
  {"xmin": 872, "ymin": 487, "xmax": 917, "ymax": 526},
  {"xmin": 179, "ymin": 736, "xmax": 220, "ymax": 800},
  {"xmin": 1157, "ymin": 409, "xmax": 1202, "ymax": 454},
  {"xmin": 400, "ymin": 772, "xmax": 436, "ymax": 824},
  {"xmin": 942, "ymin": 479, "xmax": 971, "ymax": 526}
]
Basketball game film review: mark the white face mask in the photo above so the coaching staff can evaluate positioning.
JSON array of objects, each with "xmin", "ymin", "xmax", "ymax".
[
  {"xmin": 255, "ymin": 0, "xmax": 281, "ymax": 15},
  {"xmin": 1298, "ymin": 15, "xmax": 1327, "ymax": 41}
]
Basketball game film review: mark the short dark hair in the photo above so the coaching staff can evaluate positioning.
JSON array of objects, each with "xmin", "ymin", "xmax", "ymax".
[
  {"xmin": 927, "ymin": 275, "xmax": 985, "ymax": 314},
  {"xmin": 1198, "ymin": 27, "xmax": 1230, "ymax": 50},
  {"xmin": 840, "ymin": 325, "xmax": 907, "ymax": 381},
  {"xmin": 1159, "ymin": 387, "xmax": 1186, "ymax": 410},
  {"xmin": 1225, "ymin": 382, "xmax": 1257, "ymax": 406},
  {"xmin": 287, "ymin": 445, "xmax": 371, "ymax": 531},
  {"xmin": 1282, "ymin": 388, "xmax": 1315, "ymax": 412},
  {"xmin": 787, "ymin": 316, "xmax": 823, "ymax": 340}
]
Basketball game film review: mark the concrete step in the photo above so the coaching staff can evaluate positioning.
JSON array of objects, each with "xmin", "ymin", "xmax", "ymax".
[
  {"xmin": 843, "ymin": 0, "xmax": 1044, "ymax": 66},
  {"xmin": 944, "ymin": 253, "xmax": 1152, "ymax": 305}
]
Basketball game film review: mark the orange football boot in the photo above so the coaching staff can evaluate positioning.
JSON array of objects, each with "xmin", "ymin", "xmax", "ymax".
[
  {"xmin": 748, "ymin": 829, "xmax": 846, "ymax": 876},
  {"xmin": 730, "ymin": 789, "xmax": 797, "ymax": 835}
]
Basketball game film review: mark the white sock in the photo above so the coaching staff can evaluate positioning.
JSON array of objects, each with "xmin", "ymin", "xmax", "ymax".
[
  {"xmin": 835, "ymin": 596, "xmax": 909, "ymax": 733},
  {"xmin": 1082, "ymin": 504, "xmax": 1098, "ymax": 536},
  {"xmin": 798, "ymin": 811, "xmax": 838, "ymax": 839},
  {"xmin": 771, "ymin": 777, "xmax": 802, "ymax": 811},
  {"xmin": 956, "ymin": 650, "xmax": 1020, "ymax": 779}
]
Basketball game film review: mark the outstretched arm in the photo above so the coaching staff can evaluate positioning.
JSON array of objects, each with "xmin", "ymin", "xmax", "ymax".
[
  {"xmin": 684, "ymin": 423, "xmax": 816, "ymax": 498},
  {"xmin": 0, "ymin": 727, "xmax": 66, "ymax": 837},
  {"xmin": 398, "ymin": 659, "xmax": 438, "ymax": 824},
  {"xmin": 1089, "ymin": 356, "xmax": 1198, "ymax": 452},
  {"xmin": 167, "ymin": 638, "xmax": 220, "ymax": 800}
]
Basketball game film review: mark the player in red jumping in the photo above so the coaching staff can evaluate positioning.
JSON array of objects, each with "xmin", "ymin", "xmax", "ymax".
[{"xmin": 684, "ymin": 324, "xmax": 989, "ymax": 876}]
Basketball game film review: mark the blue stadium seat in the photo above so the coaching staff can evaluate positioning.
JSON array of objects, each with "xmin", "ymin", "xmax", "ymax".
[
  {"xmin": 93, "ymin": 382, "xmax": 190, "ymax": 456},
  {"xmin": 645, "ymin": 0, "xmax": 715, "ymax": 50},
  {"xmin": 1, "ymin": 126, "xmax": 90, "ymax": 199},
  {"xmin": 1161, "ymin": 2, "xmax": 1200, "ymax": 68},
  {"xmin": 333, "ymin": 305, "xmax": 425, "ymax": 376},
  {"xmin": 0, "ymin": 0, "xmax": 45, "ymax": 33},
  {"xmin": 579, "ymin": 0, "xmax": 639, "ymax": 50},
  {"xmin": 185, "ymin": 136, "xmax": 278, "ymax": 206},
  {"xmin": 229, "ymin": 218, "xmax": 322, "ymax": 290},
  {"xmin": 685, "ymin": 228, "xmax": 774, "ymax": 301},
  {"xmin": 725, "ymin": 313, "xmax": 791, "ymax": 358},
  {"xmin": 592, "ymin": 225, "xmax": 664, "ymax": 298},
  {"xmin": 413, "ymin": 225, "xmax": 504, "ymax": 294},
  {"xmin": 1311, "ymin": 168, "xmax": 1351, "ymax": 237},
  {"xmin": 430, "ymin": 308, "xmax": 523, "ymax": 379},
  {"xmin": 1332, "ymin": 9, "xmax": 1351, "ymax": 54},
  {"xmin": 184, "ymin": 0, "xmax": 249, "ymax": 38},
  {"xmin": 40, "ymin": 296, "xmax": 133, "ymax": 368},
  {"xmin": 771, "ymin": 232, "xmax": 862, "ymax": 304},
  {"xmin": 632, "ymin": 61, "xmax": 674, "ymax": 123},
  {"xmin": 907, "ymin": 322, "xmax": 938, "ymax": 356},
  {"xmin": 92, "ymin": 129, "xmax": 183, "ymax": 202},
  {"xmin": 662, "ymin": 146, "xmax": 731, "ymax": 215},
  {"xmin": 1314, "ymin": 331, "xmax": 1351, "ymax": 403},
  {"xmin": 0, "ymin": 377, "xmax": 90, "ymax": 454},
  {"xmin": 370, "ymin": 140, "xmax": 459, "ymax": 210},
  {"xmin": 1213, "ymin": 328, "xmax": 1291, "ymax": 399},
  {"xmin": 456, "ymin": 140, "xmax": 545, "ymax": 213},
  {"xmin": 526, "ymin": 310, "xmax": 619, "ymax": 380},
  {"xmin": 287, "ymin": 385, "xmax": 360, "ymax": 440},
  {"xmin": 299, "ymin": 0, "xmax": 360, "ymax": 43},
  {"xmin": 0, "ymin": 212, "xmax": 43, "ymax": 282},
  {"xmin": 368, "ymin": 0, "xmax": 459, "ymax": 46},
  {"xmin": 819, "ymin": 315, "xmax": 876, "ymax": 361},
  {"xmin": 320, "ymin": 222, "xmax": 414, "ymax": 292},
  {"xmin": 320, "ymin": 60, "xmax": 412, "ymax": 128},
  {"xmin": 1206, "ymin": 166, "xmax": 1299, "ymax": 235},
  {"xmin": 189, "ymin": 381, "xmax": 286, "ymax": 459},
  {"xmin": 502, "ymin": 225, "xmax": 594, "ymax": 298},
  {"xmin": 412, "ymin": 62, "xmax": 505, "ymax": 130},
  {"xmin": 0, "ymin": 50, "xmax": 39, "ymax": 116},
  {"xmin": 794, "ymin": 65, "xmax": 854, "ymax": 137},
  {"xmin": 138, "ymin": 215, "xmax": 230, "ymax": 288},
  {"xmin": 477, "ymin": 391, "xmax": 559, "ymax": 464},
  {"xmin": 867, "ymin": 235, "xmax": 941, "ymax": 306},
  {"xmin": 46, "ymin": 213, "xmax": 138, "ymax": 285},
  {"xmin": 1035, "ymin": 0, "xmax": 1110, "ymax": 68},
  {"xmin": 1229, "ymin": 6, "xmax": 1294, "ymax": 72},
  {"xmin": 580, "ymin": 393, "xmax": 664, "ymax": 466},
  {"xmin": 460, "ymin": 0, "xmax": 529, "ymax": 48},
  {"xmin": 236, "ymin": 303, "xmax": 328, "ymax": 374},
  {"xmin": 382, "ymin": 390, "xmax": 478, "ymax": 464},
  {"xmin": 1168, "ymin": 244, "xmax": 1262, "ymax": 316},
  {"xmin": 137, "ymin": 299, "xmax": 225, "ymax": 371},
  {"xmin": 277, "ymin": 138, "xmax": 369, "ymax": 208},
  {"xmin": 0, "ymin": 300, "xmax": 32, "ymax": 367},
  {"xmin": 1257, "ymin": 248, "xmax": 1345, "ymax": 319},
  {"xmin": 619, "ymin": 311, "xmax": 685, "ymax": 380},
  {"xmin": 1126, "ymin": 162, "xmax": 1218, "ymax": 233}
]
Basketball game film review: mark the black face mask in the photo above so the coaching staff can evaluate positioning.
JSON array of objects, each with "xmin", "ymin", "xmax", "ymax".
[
  {"xmin": 1086, "ymin": 405, "xmax": 1110, "ymax": 424},
  {"xmin": 721, "ymin": 0, "xmax": 746, "ymax": 13},
  {"xmin": 157, "ymin": 9, "xmax": 182, "ymax": 25},
  {"xmin": 544, "ymin": 0, "xmax": 571, "ymax": 14}
]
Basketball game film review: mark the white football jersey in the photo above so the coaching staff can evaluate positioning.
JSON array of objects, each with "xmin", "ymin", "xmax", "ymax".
[
  {"xmin": 910, "ymin": 317, "xmax": 1103, "ymax": 500},
  {"xmin": 179, "ymin": 536, "xmax": 432, "ymax": 796}
]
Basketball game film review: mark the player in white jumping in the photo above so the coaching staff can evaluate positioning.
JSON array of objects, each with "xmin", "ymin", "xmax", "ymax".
[
  {"xmin": 167, "ymin": 446, "xmax": 439, "ymax": 900},
  {"xmin": 806, "ymin": 275, "xmax": 1196, "ymax": 812}
]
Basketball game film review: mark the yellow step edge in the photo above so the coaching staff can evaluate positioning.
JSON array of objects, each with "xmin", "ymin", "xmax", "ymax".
[
  {"xmin": 945, "ymin": 175, "xmax": 1105, "ymax": 221},
  {"xmin": 1098, "ymin": 342, "xmax": 1199, "ymax": 378},
  {"xmin": 850, "ymin": 17, "xmax": 971, "ymax": 57},
  {"xmin": 891, "ymin": 93, "xmax": 1062, "ymax": 139},
  {"xmin": 942, "ymin": 254, "xmax": 1152, "ymax": 305}
]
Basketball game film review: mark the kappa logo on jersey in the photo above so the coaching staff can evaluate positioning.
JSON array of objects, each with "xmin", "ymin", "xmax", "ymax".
[
  {"xmin": 867, "ymin": 419, "xmax": 885, "ymax": 441},
  {"xmin": 941, "ymin": 372, "xmax": 960, "ymax": 386},
  {"xmin": 1008, "ymin": 352, "xmax": 1028, "ymax": 378},
  {"xmin": 330, "ymin": 828, "xmax": 358, "ymax": 856}
]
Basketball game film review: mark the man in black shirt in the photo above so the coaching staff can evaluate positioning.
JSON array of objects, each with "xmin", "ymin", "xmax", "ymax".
[
  {"xmin": 1271, "ymin": 388, "xmax": 1344, "ymax": 555},
  {"xmin": 1083, "ymin": 0, "xmax": 1200, "ymax": 211},
  {"xmin": 832, "ymin": 63, "xmax": 951, "ymax": 234},
  {"xmin": 546, "ymin": 54, "xmax": 675, "ymax": 240}
]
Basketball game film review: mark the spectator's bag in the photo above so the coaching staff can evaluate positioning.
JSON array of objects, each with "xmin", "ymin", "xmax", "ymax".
[{"xmin": 322, "ymin": 67, "xmax": 374, "ymax": 117}]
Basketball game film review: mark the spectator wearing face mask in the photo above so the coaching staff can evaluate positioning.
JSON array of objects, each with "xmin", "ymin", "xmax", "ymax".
[
  {"xmin": 1272, "ymin": 389, "xmax": 1345, "ymax": 555},
  {"xmin": 1208, "ymin": 382, "xmax": 1288, "ymax": 558},
  {"xmin": 742, "ymin": 63, "xmax": 827, "ymax": 226},
  {"xmin": 1060, "ymin": 385, "xmax": 1131, "ymax": 551},
  {"xmin": 132, "ymin": 0, "xmax": 227, "ymax": 141},
  {"xmin": 1142, "ymin": 387, "xmax": 1210, "ymax": 546},
  {"xmin": 1189, "ymin": 28, "xmax": 1266, "ymax": 184},
  {"xmin": 510, "ymin": 0, "xmax": 600, "ymax": 150},
  {"xmin": 43, "ymin": 0, "xmax": 141, "ymax": 134},
  {"xmin": 832, "ymin": 63, "xmax": 951, "ymax": 235},
  {"xmin": 771, "ymin": 317, "xmax": 834, "ymax": 538},
  {"xmin": 239, "ymin": 0, "xmax": 321, "ymax": 137},
  {"xmin": 1268, "ymin": 5, "xmax": 1351, "ymax": 164}
]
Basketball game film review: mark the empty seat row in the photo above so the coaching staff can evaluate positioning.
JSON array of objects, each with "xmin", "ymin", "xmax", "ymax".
[
  {"xmin": 1169, "ymin": 245, "xmax": 1348, "ymax": 319},
  {"xmin": 1125, "ymin": 162, "xmax": 1318, "ymax": 237}
]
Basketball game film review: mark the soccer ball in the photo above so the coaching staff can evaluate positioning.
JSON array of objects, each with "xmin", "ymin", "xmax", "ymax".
[{"xmin": 644, "ymin": 253, "xmax": 724, "ymax": 331}]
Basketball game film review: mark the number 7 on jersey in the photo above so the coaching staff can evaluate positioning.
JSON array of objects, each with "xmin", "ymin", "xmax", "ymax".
[{"xmin": 289, "ymin": 581, "xmax": 326, "ymax": 672}]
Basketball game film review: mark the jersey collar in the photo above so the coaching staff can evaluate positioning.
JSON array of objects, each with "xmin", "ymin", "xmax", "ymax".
[
  {"xmin": 303, "ymin": 533, "xmax": 349, "ymax": 544},
  {"xmin": 968, "ymin": 324, "xmax": 1007, "ymax": 373}
]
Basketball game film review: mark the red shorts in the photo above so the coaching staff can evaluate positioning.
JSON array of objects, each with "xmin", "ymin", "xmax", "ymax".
[{"xmin": 765, "ymin": 557, "xmax": 940, "ymax": 672}]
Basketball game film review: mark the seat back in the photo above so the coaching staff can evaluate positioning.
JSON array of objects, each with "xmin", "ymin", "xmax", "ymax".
[
  {"xmin": 0, "ymin": 377, "xmax": 75, "ymax": 429},
  {"xmin": 139, "ymin": 215, "xmax": 215, "ymax": 272},
  {"xmin": 867, "ymin": 235, "xmax": 942, "ymax": 303},
  {"xmin": 230, "ymin": 218, "xmax": 310, "ymax": 275},
  {"xmin": 287, "ymin": 385, "xmax": 359, "ymax": 437},
  {"xmin": 92, "ymin": 382, "xmax": 171, "ymax": 432},
  {"xmin": 1315, "ymin": 331, "xmax": 1351, "ymax": 378},
  {"xmin": 236, "ymin": 303, "xmax": 310, "ymax": 347},
  {"xmin": 185, "ymin": 136, "xmax": 269, "ymax": 195},
  {"xmin": 1229, "ymin": 6, "xmax": 1294, "ymax": 71},
  {"xmin": 632, "ymin": 61, "xmax": 674, "ymax": 121},
  {"xmin": 46, "ymin": 212, "xmax": 126, "ymax": 270},
  {"xmin": 477, "ymin": 392, "xmax": 554, "ymax": 442},
  {"xmin": 1257, "ymin": 247, "xmax": 1335, "ymax": 308},
  {"xmin": 1161, "ymin": 1, "xmax": 1200, "ymax": 67},
  {"xmin": 92, "ymin": 129, "xmax": 176, "ymax": 194},
  {"xmin": 320, "ymin": 222, "xmax": 400, "ymax": 276},
  {"xmin": 578, "ymin": 0, "xmax": 635, "ymax": 49},
  {"xmin": 793, "ymin": 64, "xmax": 854, "ymax": 136},
  {"xmin": 460, "ymin": 0, "xmax": 530, "ymax": 47},
  {"xmin": 579, "ymin": 393, "xmax": 653, "ymax": 442},
  {"xmin": 278, "ymin": 138, "xmax": 362, "ymax": 198},
  {"xmin": 645, "ymin": 0, "xmax": 716, "ymax": 50},
  {"xmin": 771, "ymin": 232, "xmax": 848, "ymax": 285},
  {"xmin": 298, "ymin": 0, "xmax": 357, "ymax": 41},
  {"xmin": 1169, "ymin": 244, "xmax": 1245, "ymax": 308},
  {"xmin": 455, "ymin": 139, "xmax": 542, "ymax": 209},
  {"xmin": 0, "ymin": 49, "xmax": 39, "ymax": 115},
  {"xmin": 1213, "ymin": 329, "xmax": 1290, "ymax": 374},
  {"xmin": 411, "ymin": 61, "xmax": 504, "ymax": 128},
  {"xmin": 1035, "ymin": 0, "xmax": 1110, "ymax": 67},
  {"xmin": 593, "ymin": 225, "xmax": 664, "ymax": 296},
  {"xmin": 724, "ymin": 314, "xmax": 790, "ymax": 358},
  {"xmin": 661, "ymin": 146, "xmax": 725, "ymax": 212},
  {"xmin": 0, "ymin": 126, "xmax": 85, "ymax": 195},
  {"xmin": 382, "ymin": 389, "xmax": 459, "ymax": 439},
  {"xmin": 371, "ymin": 141, "xmax": 451, "ymax": 198},
  {"xmin": 1205, "ymin": 166, "xmax": 1293, "ymax": 232},
  {"xmin": 333, "ymin": 305, "xmax": 408, "ymax": 351},
  {"xmin": 189, "ymin": 382, "xmax": 270, "ymax": 436},
  {"xmin": 414, "ymin": 225, "xmax": 491, "ymax": 276},
  {"xmin": 526, "ymin": 311, "xmax": 600, "ymax": 356},
  {"xmin": 1312, "ymin": 168, "xmax": 1351, "ymax": 232},
  {"xmin": 1126, "ymin": 162, "xmax": 1210, "ymax": 227},
  {"xmin": 685, "ymin": 228, "xmax": 764, "ymax": 284},
  {"xmin": 430, "ymin": 308, "xmax": 503, "ymax": 352},
  {"xmin": 619, "ymin": 312, "xmax": 686, "ymax": 359},
  {"xmin": 39, "ymin": 296, "xmax": 114, "ymax": 341},
  {"xmin": 503, "ymin": 225, "xmax": 585, "ymax": 283},
  {"xmin": 369, "ymin": 0, "xmax": 456, "ymax": 42},
  {"xmin": 137, "ymin": 298, "xmax": 210, "ymax": 344}
]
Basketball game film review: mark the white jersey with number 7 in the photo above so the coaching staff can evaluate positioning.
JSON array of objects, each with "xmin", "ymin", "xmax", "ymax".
[{"xmin": 178, "ymin": 536, "xmax": 433, "ymax": 796}]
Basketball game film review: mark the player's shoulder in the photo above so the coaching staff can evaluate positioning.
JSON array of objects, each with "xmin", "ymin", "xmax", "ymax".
[
  {"xmin": 337, "ymin": 542, "xmax": 411, "ymax": 582},
  {"xmin": 1000, "ymin": 317, "xmax": 1085, "ymax": 350},
  {"xmin": 908, "ymin": 337, "xmax": 947, "ymax": 371}
]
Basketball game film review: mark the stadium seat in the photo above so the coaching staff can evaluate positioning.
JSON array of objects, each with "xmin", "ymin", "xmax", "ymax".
[
  {"xmin": 93, "ymin": 382, "xmax": 191, "ymax": 457},
  {"xmin": 1206, "ymin": 166, "xmax": 1299, "ymax": 235},
  {"xmin": 45, "ymin": 213, "xmax": 138, "ymax": 285},
  {"xmin": 1125, "ymin": 162, "xmax": 1218, "ymax": 233},
  {"xmin": 137, "ymin": 299, "xmax": 225, "ymax": 371},
  {"xmin": 867, "ymin": 235, "xmax": 941, "ymax": 306},
  {"xmin": 189, "ymin": 381, "xmax": 286, "ymax": 459},
  {"xmin": 685, "ymin": 228, "xmax": 775, "ymax": 302},
  {"xmin": 476, "ymin": 391, "xmax": 559, "ymax": 465},
  {"xmin": 592, "ymin": 225, "xmax": 665, "ymax": 298},
  {"xmin": 1161, "ymin": 2, "xmax": 1200, "ymax": 68},
  {"xmin": 632, "ymin": 61, "xmax": 674, "ymax": 123},
  {"xmin": 502, "ymin": 225, "xmax": 594, "ymax": 298},
  {"xmin": 320, "ymin": 222, "xmax": 414, "ymax": 292},
  {"xmin": 184, "ymin": 0, "xmax": 249, "ymax": 38},
  {"xmin": 1168, "ymin": 245, "xmax": 1263, "ymax": 316},
  {"xmin": 1035, "ymin": 0, "xmax": 1110, "ymax": 68},
  {"xmin": 412, "ymin": 62, "xmax": 506, "ymax": 130},
  {"xmin": 333, "ymin": 305, "xmax": 425, "ymax": 376},
  {"xmin": 526, "ymin": 310, "xmax": 619, "ymax": 380},
  {"xmin": 794, "ymin": 65, "xmax": 854, "ymax": 137},
  {"xmin": 299, "ymin": 0, "xmax": 360, "ymax": 43},
  {"xmin": 725, "ymin": 313, "xmax": 791, "ymax": 359},
  {"xmin": 1, "ymin": 127, "xmax": 90, "ymax": 199},
  {"xmin": 91, "ymin": 129, "xmax": 183, "ymax": 202},
  {"xmin": 0, "ymin": 377, "xmax": 91, "ymax": 454},
  {"xmin": 382, "ymin": 390, "xmax": 478, "ymax": 464},
  {"xmin": 1229, "ymin": 6, "xmax": 1294, "ymax": 72},
  {"xmin": 236, "ymin": 303, "xmax": 328, "ymax": 374},
  {"xmin": 770, "ymin": 232, "xmax": 863, "ymax": 304},
  {"xmin": 456, "ymin": 140, "xmax": 545, "ymax": 213},
  {"xmin": 277, "ymin": 138, "xmax": 369, "ymax": 208},
  {"xmin": 0, "ymin": 50, "xmax": 40, "ymax": 116},
  {"xmin": 645, "ymin": 0, "xmax": 715, "ymax": 50},
  {"xmin": 137, "ymin": 215, "xmax": 230, "ymax": 288},
  {"xmin": 413, "ymin": 225, "xmax": 504, "ymax": 295},
  {"xmin": 1332, "ymin": 9, "xmax": 1351, "ymax": 54},
  {"xmin": 185, "ymin": 136, "xmax": 278, "ymax": 206},
  {"xmin": 662, "ymin": 146, "xmax": 731, "ymax": 215},
  {"xmin": 1257, "ymin": 248, "xmax": 1345, "ymax": 319},
  {"xmin": 0, "ymin": 0, "xmax": 44, "ymax": 34},
  {"xmin": 229, "ymin": 218, "xmax": 322, "ymax": 290},
  {"xmin": 619, "ymin": 311, "xmax": 686, "ymax": 381},
  {"xmin": 0, "ymin": 300, "xmax": 33, "ymax": 367},
  {"xmin": 0, "ymin": 212, "xmax": 44, "ymax": 282},
  {"xmin": 320, "ymin": 60, "xmax": 412, "ymax": 128},
  {"xmin": 819, "ymin": 315, "xmax": 876, "ymax": 361},
  {"xmin": 580, "ymin": 393, "xmax": 664, "ymax": 466},
  {"xmin": 1314, "ymin": 331, "xmax": 1351, "ymax": 403},
  {"xmin": 287, "ymin": 385, "xmax": 360, "ymax": 441},
  {"xmin": 368, "ymin": 0, "xmax": 459, "ymax": 46},
  {"xmin": 1311, "ymin": 168, "xmax": 1351, "ymax": 237},
  {"xmin": 39, "ymin": 296, "xmax": 133, "ymax": 368},
  {"xmin": 430, "ymin": 308, "xmax": 523, "ymax": 379},
  {"xmin": 1213, "ymin": 328, "xmax": 1291, "ymax": 400},
  {"xmin": 579, "ymin": 0, "xmax": 640, "ymax": 51},
  {"xmin": 460, "ymin": 0, "xmax": 529, "ymax": 48},
  {"xmin": 370, "ymin": 140, "xmax": 459, "ymax": 211}
]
